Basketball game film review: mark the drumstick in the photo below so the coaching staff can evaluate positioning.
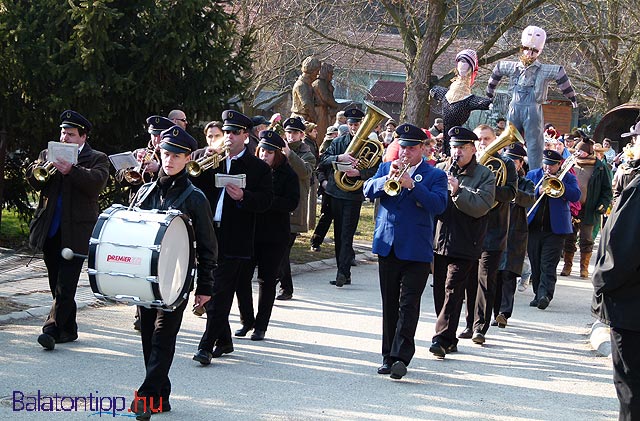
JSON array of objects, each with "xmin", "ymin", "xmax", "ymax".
[{"xmin": 61, "ymin": 248, "xmax": 88, "ymax": 260}]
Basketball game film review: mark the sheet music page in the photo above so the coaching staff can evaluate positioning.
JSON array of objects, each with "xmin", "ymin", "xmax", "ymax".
[
  {"xmin": 108, "ymin": 152, "xmax": 138, "ymax": 171},
  {"xmin": 215, "ymin": 173, "xmax": 246, "ymax": 188},
  {"xmin": 47, "ymin": 141, "xmax": 78, "ymax": 165},
  {"xmin": 332, "ymin": 161, "xmax": 354, "ymax": 172}
]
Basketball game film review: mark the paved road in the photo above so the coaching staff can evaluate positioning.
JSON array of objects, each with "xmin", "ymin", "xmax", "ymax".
[{"xmin": 0, "ymin": 252, "xmax": 618, "ymax": 420}]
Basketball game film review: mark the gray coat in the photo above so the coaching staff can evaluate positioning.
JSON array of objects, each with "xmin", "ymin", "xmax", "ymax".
[{"xmin": 287, "ymin": 140, "xmax": 315, "ymax": 233}]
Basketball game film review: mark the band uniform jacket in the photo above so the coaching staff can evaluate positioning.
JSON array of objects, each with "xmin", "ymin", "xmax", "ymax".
[
  {"xmin": 482, "ymin": 153, "xmax": 518, "ymax": 252},
  {"xmin": 319, "ymin": 133, "xmax": 380, "ymax": 202},
  {"xmin": 134, "ymin": 171, "xmax": 217, "ymax": 297},
  {"xmin": 256, "ymin": 161, "xmax": 300, "ymax": 245},
  {"xmin": 27, "ymin": 143, "xmax": 109, "ymax": 254},
  {"xmin": 498, "ymin": 174, "xmax": 535, "ymax": 275},
  {"xmin": 287, "ymin": 140, "xmax": 315, "ymax": 233},
  {"xmin": 190, "ymin": 147, "xmax": 273, "ymax": 258},
  {"xmin": 526, "ymin": 168, "xmax": 581, "ymax": 234},
  {"xmin": 592, "ymin": 173, "xmax": 640, "ymax": 331},
  {"xmin": 363, "ymin": 160, "xmax": 448, "ymax": 263},
  {"xmin": 434, "ymin": 156, "xmax": 496, "ymax": 260},
  {"xmin": 573, "ymin": 158, "xmax": 612, "ymax": 226}
]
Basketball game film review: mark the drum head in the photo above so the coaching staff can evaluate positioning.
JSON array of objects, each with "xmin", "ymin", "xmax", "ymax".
[{"xmin": 157, "ymin": 216, "xmax": 191, "ymax": 306}]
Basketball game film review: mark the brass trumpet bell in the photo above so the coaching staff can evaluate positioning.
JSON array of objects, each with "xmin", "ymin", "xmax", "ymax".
[
  {"xmin": 540, "ymin": 176, "xmax": 565, "ymax": 198},
  {"xmin": 186, "ymin": 149, "xmax": 228, "ymax": 177},
  {"xmin": 383, "ymin": 162, "xmax": 410, "ymax": 196},
  {"xmin": 33, "ymin": 162, "xmax": 57, "ymax": 182}
]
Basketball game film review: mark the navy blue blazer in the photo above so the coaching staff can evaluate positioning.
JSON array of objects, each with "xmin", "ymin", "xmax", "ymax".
[
  {"xmin": 526, "ymin": 167, "xmax": 581, "ymax": 235},
  {"xmin": 364, "ymin": 160, "xmax": 448, "ymax": 263}
]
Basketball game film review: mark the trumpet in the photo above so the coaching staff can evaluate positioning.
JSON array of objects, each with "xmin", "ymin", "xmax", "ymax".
[
  {"xmin": 383, "ymin": 160, "xmax": 411, "ymax": 196},
  {"xmin": 186, "ymin": 147, "xmax": 229, "ymax": 177},
  {"xmin": 526, "ymin": 153, "xmax": 577, "ymax": 218},
  {"xmin": 32, "ymin": 161, "xmax": 57, "ymax": 182},
  {"xmin": 123, "ymin": 144, "xmax": 157, "ymax": 185}
]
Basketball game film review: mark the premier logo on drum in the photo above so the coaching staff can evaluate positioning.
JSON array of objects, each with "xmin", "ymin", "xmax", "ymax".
[{"xmin": 106, "ymin": 254, "xmax": 142, "ymax": 265}]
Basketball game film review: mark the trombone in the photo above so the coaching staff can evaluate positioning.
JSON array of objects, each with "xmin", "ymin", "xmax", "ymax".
[
  {"xmin": 186, "ymin": 147, "xmax": 229, "ymax": 177},
  {"xmin": 32, "ymin": 161, "xmax": 57, "ymax": 182},
  {"xmin": 383, "ymin": 160, "xmax": 411, "ymax": 196}
]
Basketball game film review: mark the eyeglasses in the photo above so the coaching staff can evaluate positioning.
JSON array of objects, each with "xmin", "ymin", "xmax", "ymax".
[{"xmin": 224, "ymin": 129, "xmax": 243, "ymax": 136}]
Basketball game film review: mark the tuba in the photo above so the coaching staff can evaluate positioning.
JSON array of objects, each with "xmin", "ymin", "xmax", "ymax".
[
  {"xmin": 334, "ymin": 101, "xmax": 390, "ymax": 192},
  {"xmin": 478, "ymin": 122, "xmax": 524, "ymax": 187}
]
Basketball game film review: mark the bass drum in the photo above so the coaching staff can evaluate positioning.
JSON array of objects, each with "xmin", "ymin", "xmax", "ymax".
[{"xmin": 88, "ymin": 205, "xmax": 195, "ymax": 310}]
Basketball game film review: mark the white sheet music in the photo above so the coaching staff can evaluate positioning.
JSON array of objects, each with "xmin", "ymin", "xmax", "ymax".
[
  {"xmin": 215, "ymin": 173, "xmax": 246, "ymax": 188},
  {"xmin": 108, "ymin": 152, "xmax": 138, "ymax": 171},
  {"xmin": 47, "ymin": 141, "xmax": 78, "ymax": 165}
]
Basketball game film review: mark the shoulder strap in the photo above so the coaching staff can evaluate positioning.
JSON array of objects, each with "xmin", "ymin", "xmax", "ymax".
[{"xmin": 170, "ymin": 183, "xmax": 195, "ymax": 210}]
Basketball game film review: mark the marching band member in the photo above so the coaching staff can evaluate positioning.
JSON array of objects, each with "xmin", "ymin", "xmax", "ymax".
[
  {"xmin": 234, "ymin": 130, "xmax": 300, "ymax": 341},
  {"xmin": 526, "ymin": 149, "xmax": 580, "ymax": 310},
  {"xmin": 470, "ymin": 125, "xmax": 517, "ymax": 345},
  {"xmin": 494, "ymin": 144, "xmax": 535, "ymax": 327},
  {"xmin": 28, "ymin": 110, "xmax": 109, "ymax": 351},
  {"xmin": 129, "ymin": 125, "xmax": 217, "ymax": 420},
  {"xmin": 486, "ymin": 26, "xmax": 578, "ymax": 170},
  {"xmin": 430, "ymin": 127, "xmax": 495, "ymax": 359},
  {"xmin": 318, "ymin": 108, "xmax": 379, "ymax": 287},
  {"xmin": 191, "ymin": 110, "xmax": 273, "ymax": 365},
  {"xmin": 612, "ymin": 122, "xmax": 640, "ymax": 203},
  {"xmin": 364, "ymin": 123, "xmax": 448, "ymax": 379}
]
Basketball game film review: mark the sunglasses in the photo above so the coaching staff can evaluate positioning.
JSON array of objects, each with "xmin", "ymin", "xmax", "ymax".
[
  {"xmin": 224, "ymin": 129, "xmax": 243, "ymax": 136},
  {"xmin": 175, "ymin": 118, "xmax": 188, "ymax": 123}
]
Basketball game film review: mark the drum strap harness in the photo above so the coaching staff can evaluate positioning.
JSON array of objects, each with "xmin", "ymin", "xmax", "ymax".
[{"xmin": 130, "ymin": 182, "xmax": 195, "ymax": 212}]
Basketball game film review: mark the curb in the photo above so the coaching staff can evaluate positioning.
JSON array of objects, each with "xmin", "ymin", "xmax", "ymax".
[{"xmin": 590, "ymin": 321, "xmax": 611, "ymax": 358}]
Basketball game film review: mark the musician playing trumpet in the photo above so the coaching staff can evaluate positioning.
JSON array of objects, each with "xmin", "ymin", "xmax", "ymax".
[
  {"xmin": 363, "ymin": 123, "xmax": 448, "ymax": 379},
  {"xmin": 526, "ymin": 149, "xmax": 580, "ymax": 310}
]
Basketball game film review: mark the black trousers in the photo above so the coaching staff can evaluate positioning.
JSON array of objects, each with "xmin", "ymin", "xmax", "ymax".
[
  {"xmin": 528, "ymin": 231, "xmax": 564, "ymax": 301},
  {"xmin": 497, "ymin": 270, "xmax": 518, "ymax": 318},
  {"xmin": 611, "ymin": 327, "xmax": 640, "ymax": 421},
  {"xmin": 42, "ymin": 230, "xmax": 84, "ymax": 339},
  {"xmin": 137, "ymin": 299, "xmax": 187, "ymax": 403},
  {"xmin": 432, "ymin": 254, "xmax": 476, "ymax": 348},
  {"xmin": 379, "ymin": 248, "xmax": 429, "ymax": 365},
  {"xmin": 463, "ymin": 260, "xmax": 479, "ymax": 330},
  {"xmin": 474, "ymin": 250, "xmax": 503, "ymax": 334},
  {"xmin": 276, "ymin": 233, "xmax": 298, "ymax": 295},
  {"xmin": 198, "ymin": 255, "xmax": 252, "ymax": 351},
  {"xmin": 311, "ymin": 193, "xmax": 333, "ymax": 247},
  {"xmin": 330, "ymin": 197, "xmax": 362, "ymax": 279},
  {"xmin": 236, "ymin": 239, "xmax": 289, "ymax": 331}
]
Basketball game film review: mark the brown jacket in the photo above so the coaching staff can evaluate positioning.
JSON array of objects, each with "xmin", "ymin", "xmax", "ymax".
[{"xmin": 27, "ymin": 143, "xmax": 110, "ymax": 254}]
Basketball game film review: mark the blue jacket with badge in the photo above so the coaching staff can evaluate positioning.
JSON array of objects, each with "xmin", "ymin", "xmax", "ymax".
[
  {"xmin": 364, "ymin": 160, "xmax": 448, "ymax": 263},
  {"xmin": 526, "ymin": 168, "xmax": 581, "ymax": 234}
]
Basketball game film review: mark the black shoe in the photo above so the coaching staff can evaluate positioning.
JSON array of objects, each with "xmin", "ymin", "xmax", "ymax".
[
  {"xmin": 276, "ymin": 292, "xmax": 292, "ymax": 300},
  {"xmin": 133, "ymin": 318, "xmax": 141, "ymax": 332},
  {"xmin": 429, "ymin": 342, "xmax": 446, "ymax": 359},
  {"xmin": 537, "ymin": 296, "xmax": 550, "ymax": 310},
  {"xmin": 350, "ymin": 259, "xmax": 357, "ymax": 267},
  {"xmin": 446, "ymin": 343, "xmax": 458, "ymax": 353},
  {"xmin": 329, "ymin": 278, "xmax": 351, "ymax": 286},
  {"xmin": 251, "ymin": 330, "xmax": 265, "ymax": 341},
  {"xmin": 192, "ymin": 349, "xmax": 213, "ymax": 365},
  {"xmin": 471, "ymin": 331, "xmax": 485, "ymax": 345},
  {"xmin": 458, "ymin": 327, "xmax": 473, "ymax": 339},
  {"xmin": 211, "ymin": 344, "xmax": 234, "ymax": 358},
  {"xmin": 496, "ymin": 314, "xmax": 508, "ymax": 328},
  {"xmin": 377, "ymin": 362, "xmax": 392, "ymax": 375},
  {"xmin": 490, "ymin": 320, "xmax": 498, "ymax": 326},
  {"xmin": 390, "ymin": 361, "xmax": 407, "ymax": 379},
  {"xmin": 129, "ymin": 400, "xmax": 152, "ymax": 420},
  {"xmin": 235, "ymin": 325, "xmax": 253, "ymax": 337},
  {"xmin": 37, "ymin": 333, "xmax": 55, "ymax": 350},
  {"xmin": 56, "ymin": 333, "xmax": 78, "ymax": 343},
  {"xmin": 310, "ymin": 245, "xmax": 321, "ymax": 252},
  {"xmin": 529, "ymin": 299, "xmax": 539, "ymax": 307}
]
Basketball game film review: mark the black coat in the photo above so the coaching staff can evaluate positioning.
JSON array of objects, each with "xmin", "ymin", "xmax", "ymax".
[
  {"xmin": 134, "ymin": 171, "xmax": 217, "ymax": 297},
  {"xmin": 190, "ymin": 147, "xmax": 273, "ymax": 258},
  {"xmin": 255, "ymin": 162, "xmax": 300, "ymax": 245},
  {"xmin": 482, "ymin": 154, "xmax": 518, "ymax": 252},
  {"xmin": 27, "ymin": 143, "xmax": 109, "ymax": 254},
  {"xmin": 499, "ymin": 175, "xmax": 535, "ymax": 275},
  {"xmin": 592, "ymin": 174, "xmax": 640, "ymax": 331}
]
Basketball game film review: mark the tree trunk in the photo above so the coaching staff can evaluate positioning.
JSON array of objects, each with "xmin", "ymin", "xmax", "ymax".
[{"xmin": 0, "ymin": 129, "xmax": 7, "ymax": 229}]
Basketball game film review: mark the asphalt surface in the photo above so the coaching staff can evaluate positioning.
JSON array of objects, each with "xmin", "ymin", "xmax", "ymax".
[{"xmin": 0, "ymin": 247, "xmax": 618, "ymax": 420}]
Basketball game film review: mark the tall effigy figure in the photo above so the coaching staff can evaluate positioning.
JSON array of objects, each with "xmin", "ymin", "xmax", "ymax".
[
  {"xmin": 430, "ymin": 49, "xmax": 492, "ymax": 156},
  {"xmin": 486, "ymin": 26, "xmax": 578, "ymax": 170},
  {"xmin": 291, "ymin": 56, "xmax": 321, "ymax": 123},
  {"xmin": 313, "ymin": 62, "xmax": 340, "ymax": 144}
]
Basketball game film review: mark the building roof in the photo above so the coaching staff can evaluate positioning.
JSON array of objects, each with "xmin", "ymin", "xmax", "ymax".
[{"xmin": 367, "ymin": 80, "xmax": 405, "ymax": 103}]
